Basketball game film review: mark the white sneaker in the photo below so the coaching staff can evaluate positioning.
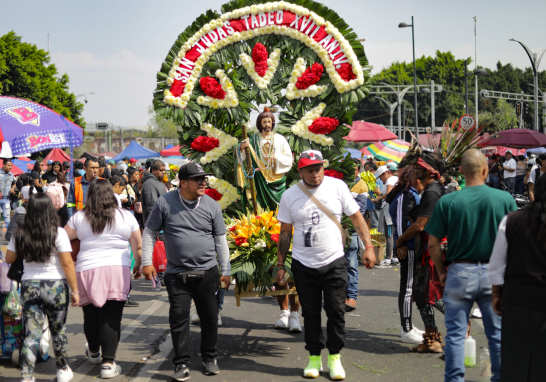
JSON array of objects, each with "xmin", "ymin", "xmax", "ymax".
[
  {"xmin": 288, "ymin": 311, "xmax": 302, "ymax": 333},
  {"xmin": 101, "ymin": 362, "xmax": 121, "ymax": 379},
  {"xmin": 391, "ymin": 258, "xmax": 400, "ymax": 265},
  {"xmin": 471, "ymin": 308, "xmax": 482, "ymax": 319},
  {"xmin": 218, "ymin": 312, "xmax": 223, "ymax": 327},
  {"xmin": 411, "ymin": 325, "xmax": 425, "ymax": 335},
  {"xmin": 190, "ymin": 313, "xmax": 200, "ymax": 325},
  {"xmin": 84, "ymin": 343, "xmax": 101, "ymax": 364},
  {"xmin": 274, "ymin": 310, "xmax": 290, "ymax": 329},
  {"xmin": 376, "ymin": 259, "xmax": 391, "ymax": 268},
  {"xmin": 57, "ymin": 366, "xmax": 74, "ymax": 382},
  {"xmin": 399, "ymin": 328, "xmax": 423, "ymax": 344}
]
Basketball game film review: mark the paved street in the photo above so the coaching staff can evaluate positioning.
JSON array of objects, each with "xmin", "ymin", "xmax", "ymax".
[{"xmin": 1, "ymin": 257, "xmax": 490, "ymax": 382}]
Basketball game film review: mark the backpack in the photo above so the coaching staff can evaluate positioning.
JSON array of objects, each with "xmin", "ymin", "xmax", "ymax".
[{"xmin": 46, "ymin": 182, "xmax": 65, "ymax": 211}]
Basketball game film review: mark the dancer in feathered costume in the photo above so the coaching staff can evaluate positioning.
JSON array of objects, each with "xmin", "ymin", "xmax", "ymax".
[{"xmin": 394, "ymin": 120, "xmax": 487, "ymax": 352}]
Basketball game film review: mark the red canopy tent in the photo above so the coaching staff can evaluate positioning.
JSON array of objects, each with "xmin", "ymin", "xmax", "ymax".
[
  {"xmin": 42, "ymin": 148, "xmax": 71, "ymax": 165},
  {"xmin": 0, "ymin": 159, "xmax": 24, "ymax": 176},
  {"xmin": 160, "ymin": 145, "xmax": 184, "ymax": 157}
]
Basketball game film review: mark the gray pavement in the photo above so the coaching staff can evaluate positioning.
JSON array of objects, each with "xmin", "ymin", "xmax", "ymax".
[{"xmin": 1, "ymin": 261, "xmax": 490, "ymax": 382}]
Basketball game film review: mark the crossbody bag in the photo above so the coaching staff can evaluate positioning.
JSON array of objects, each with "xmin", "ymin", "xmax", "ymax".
[{"xmin": 296, "ymin": 182, "xmax": 351, "ymax": 248}]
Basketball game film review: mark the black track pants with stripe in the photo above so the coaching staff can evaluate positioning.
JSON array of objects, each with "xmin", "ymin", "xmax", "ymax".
[{"xmin": 398, "ymin": 249, "xmax": 415, "ymax": 332}]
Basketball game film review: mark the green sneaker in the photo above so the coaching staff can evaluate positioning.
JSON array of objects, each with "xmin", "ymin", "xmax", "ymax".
[
  {"xmin": 328, "ymin": 354, "xmax": 345, "ymax": 380},
  {"xmin": 303, "ymin": 355, "xmax": 322, "ymax": 378}
]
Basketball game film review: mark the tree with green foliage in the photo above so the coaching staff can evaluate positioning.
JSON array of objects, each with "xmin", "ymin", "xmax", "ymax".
[
  {"xmin": 0, "ymin": 31, "xmax": 84, "ymax": 126},
  {"xmin": 479, "ymin": 98, "xmax": 518, "ymax": 133},
  {"xmin": 146, "ymin": 105, "xmax": 179, "ymax": 139}
]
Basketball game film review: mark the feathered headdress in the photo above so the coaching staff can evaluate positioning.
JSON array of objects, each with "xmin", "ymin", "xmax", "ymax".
[{"xmin": 398, "ymin": 119, "xmax": 489, "ymax": 176}]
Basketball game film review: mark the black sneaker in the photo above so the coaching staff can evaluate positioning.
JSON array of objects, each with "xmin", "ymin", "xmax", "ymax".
[
  {"xmin": 203, "ymin": 358, "xmax": 219, "ymax": 375},
  {"xmin": 171, "ymin": 364, "xmax": 190, "ymax": 381},
  {"xmin": 125, "ymin": 297, "xmax": 139, "ymax": 307}
]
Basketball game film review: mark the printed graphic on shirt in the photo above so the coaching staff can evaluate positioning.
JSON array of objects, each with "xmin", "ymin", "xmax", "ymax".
[{"xmin": 299, "ymin": 198, "xmax": 332, "ymax": 248}]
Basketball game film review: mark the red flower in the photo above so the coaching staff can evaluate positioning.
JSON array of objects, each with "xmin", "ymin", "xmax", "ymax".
[
  {"xmin": 252, "ymin": 43, "xmax": 268, "ymax": 77},
  {"xmin": 308, "ymin": 117, "xmax": 339, "ymax": 135},
  {"xmin": 235, "ymin": 237, "xmax": 248, "ymax": 246},
  {"xmin": 270, "ymin": 234, "xmax": 279, "ymax": 243},
  {"xmin": 295, "ymin": 63, "xmax": 324, "ymax": 90},
  {"xmin": 229, "ymin": 226, "xmax": 236, "ymax": 232},
  {"xmin": 199, "ymin": 77, "xmax": 226, "ymax": 99},
  {"xmin": 190, "ymin": 136, "xmax": 220, "ymax": 152},
  {"xmin": 324, "ymin": 169, "xmax": 344, "ymax": 179},
  {"xmin": 205, "ymin": 188, "xmax": 223, "ymax": 201},
  {"xmin": 337, "ymin": 64, "xmax": 357, "ymax": 81}
]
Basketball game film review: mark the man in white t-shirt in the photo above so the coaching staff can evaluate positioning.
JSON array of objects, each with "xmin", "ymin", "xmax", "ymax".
[
  {"xmin": 275, "ymin": 150, "xmax": 375, "ymax": 380},
  {"xmin": 502, "ymin": 150, "xmax": 517, "ymax": 194},
  {"xmin": 528, "ymin": 153, "xmax": 546, "ymax": 201}
]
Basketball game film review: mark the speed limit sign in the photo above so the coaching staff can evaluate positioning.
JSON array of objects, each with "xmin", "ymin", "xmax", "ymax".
[{"xmin": 459, "ymin": 114, "xmax": 476, "ymax": 131}]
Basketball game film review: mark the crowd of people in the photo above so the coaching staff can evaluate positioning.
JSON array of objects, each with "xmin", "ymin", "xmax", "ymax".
[{"xmin": 0, "ymin": 138, "xmax": 543, "ymax": 382}]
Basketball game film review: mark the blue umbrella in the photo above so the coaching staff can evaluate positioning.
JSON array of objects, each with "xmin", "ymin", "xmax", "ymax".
[{"xmin": 526, "ymin": 147, "xmax": 546, "ymax": 154}]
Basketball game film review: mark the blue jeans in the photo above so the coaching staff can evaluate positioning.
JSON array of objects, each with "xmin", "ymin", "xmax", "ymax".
[
  {"xmin": 0, "ymin": 198, "xmax": 11, "ymax": 228},
  {"xmin": 488, "ymin": 174, "xmax": 499, "ymax": 189},
  {"xmin": 443, "ymin": 263, "xmax": 501, "ymax": 382},
  {"xmin": 344, "ymin": 232, "xmax": 359, "ymax": 301},
  {"xmin": 504, "ymin": 176, "xmax": 515, "ymax": 194},
  {"xmin": 515, "ymin": 174, "xmax": 524, "ymax": 195}
]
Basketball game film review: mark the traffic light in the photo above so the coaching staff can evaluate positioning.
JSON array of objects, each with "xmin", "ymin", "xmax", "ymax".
[
  {"xmin": 515, "ymin": 101, "xmax": 522, "ymax": 117},
  {"xmin": 522, "ymin": 103, "xmax": 527, "ymax": 117}
]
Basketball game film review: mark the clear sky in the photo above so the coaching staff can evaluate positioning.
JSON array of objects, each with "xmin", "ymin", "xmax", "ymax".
[{"xmin": 2, "ymin": 0, "xmax": 545, "ymax": 127}]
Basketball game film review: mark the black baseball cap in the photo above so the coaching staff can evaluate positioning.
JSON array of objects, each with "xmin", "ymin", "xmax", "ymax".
[
  {"xmin": 178, "ymin": 162, "xmax": 213, "ymax": 180},
  {"xmin": 123, "ymin": 156, "xmax": 130, "ymax": 161}
]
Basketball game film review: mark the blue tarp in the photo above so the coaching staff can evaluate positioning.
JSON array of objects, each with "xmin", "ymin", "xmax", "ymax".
[
  {"xmin": 111, "ymin": 140, "xmax": 160, "ymax": 162},
  {"xmin": 343, "ymin": 148, "xmax": 363, "ymax": 160},
  {"xmin": 12, "ymin": 159, "xmax": 36, "ymax": 173},
  {"xmin": 526, "ymin": 147, "xmax": 546, "ymax": 155}
]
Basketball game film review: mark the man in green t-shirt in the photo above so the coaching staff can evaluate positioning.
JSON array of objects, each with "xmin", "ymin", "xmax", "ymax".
[{"xmin": 426, "ymin": 149, "xmax": 517, "ymax": 382}]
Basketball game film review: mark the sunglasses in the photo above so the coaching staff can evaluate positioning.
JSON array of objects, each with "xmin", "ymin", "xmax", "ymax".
[{"xmin": 188, "ymin": 177, "xmax": 208, "ymax": 183}]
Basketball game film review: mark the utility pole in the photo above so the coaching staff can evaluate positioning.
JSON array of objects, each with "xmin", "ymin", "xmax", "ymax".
[
  {"xmin": 474, "ymin": 16, "xmax": 479, "ymax": 127},
  {"xmin": 465, "ymin": 60, "xmax": 469, "ymax": 114}
]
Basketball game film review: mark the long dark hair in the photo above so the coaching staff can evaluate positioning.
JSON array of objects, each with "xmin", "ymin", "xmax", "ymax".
[
  {"xmin": 390, "ymin": 166, "xmax": 415, "ymax": 196},
  {"xmin": 14, "ymin": 193, "xmax": 59, "ymax": 263},
  {"xmin": 528, "ymin": 174, "xmax": 546, "ymax": 239},
  {"xmin": 83, "ymin": 179, "xmax": 118, "ymax": 234}
]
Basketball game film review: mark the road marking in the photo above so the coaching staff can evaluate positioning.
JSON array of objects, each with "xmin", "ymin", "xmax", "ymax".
[
  {"xmin": 131, "ymin": 334, "xmax": 172, "ymax": 382},
  {"xmin": 71, "ymin": 292, "xmax": 169, "ymax": 382}
]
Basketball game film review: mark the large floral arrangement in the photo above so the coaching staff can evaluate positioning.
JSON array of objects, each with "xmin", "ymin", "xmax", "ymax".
[
  {"xmin": 154, "ymin": 0, "xmax": 373, "ymax": 205},
  {"xmin": 191, "ymin": 136, "xmax": 220, "ymax": 152},
  {"xmin": 207, "ymin": 176, "xmax": 240, "ymax": 210},
  {"xmin": 228, "ymin": 209, "xmax": 292, "ymax": 294}
]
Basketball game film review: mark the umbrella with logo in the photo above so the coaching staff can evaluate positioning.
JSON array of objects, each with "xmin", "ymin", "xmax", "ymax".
[
  {"xmin": 0, "ymin": 96, "xmax": 83, "ymax": 179},
  {"xmin": 0, "ymin": 96, "xmax": 83, "ymax": 175},
  {"xmin": 367, "ymin": 139, "xmax": 410, "ymax": 162}
]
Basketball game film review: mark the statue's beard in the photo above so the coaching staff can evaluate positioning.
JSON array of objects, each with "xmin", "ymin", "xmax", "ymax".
[{"xmin": 262, "ymin": 127, "xmax": 272, "ymax": 132}]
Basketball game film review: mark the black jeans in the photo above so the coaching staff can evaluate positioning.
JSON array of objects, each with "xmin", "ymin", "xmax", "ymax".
[
  {"xmin": 292, "ymin": 256, "xmax": 348, "ymax": 355},
  {"xmin": 164, "ymin": 266, "xmax": 219, "ymax": 366},
  {"xmin": 82, "ymin": 300, "xmax": 125, "ymax": 363}
]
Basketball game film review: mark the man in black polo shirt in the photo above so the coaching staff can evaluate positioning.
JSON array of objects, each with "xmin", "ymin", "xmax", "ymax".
[
  {"xmin": 142, "ymin": 163, "xmax": 231, "ymax": 381},
  {"xmin": 395, "ymin": 152, "xmax": 446, "ymax": 353}
]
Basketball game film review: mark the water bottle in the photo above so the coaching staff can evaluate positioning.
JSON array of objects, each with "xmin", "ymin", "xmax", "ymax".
[
  {"xmin": 479, "ymin": 347, "xmax": 491, "ymax": 382},
  {"xmin": 464, "ymin": 335, "xmax": 476, "ymax": 367}
]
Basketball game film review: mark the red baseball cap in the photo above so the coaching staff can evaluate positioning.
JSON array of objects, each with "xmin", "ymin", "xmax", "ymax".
[
  {"xmin": 298, "ymin": 150, "xmax": 326, "ymax": 169},
  {"xmin": 129, "ymin": 158, "xmax": 137, "ymax": 163}
]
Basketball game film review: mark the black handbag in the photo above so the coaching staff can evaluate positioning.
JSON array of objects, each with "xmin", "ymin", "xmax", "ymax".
[{"xmin": 7, "ymin": 255, "xmax": 24, "ymax": 283}]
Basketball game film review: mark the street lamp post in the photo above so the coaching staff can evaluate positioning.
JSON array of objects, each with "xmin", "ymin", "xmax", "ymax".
[
  {"xmin": 464, "ymin": 60, "xmax": 487, "ymax": 115},
  {"xmin": 510, "ymin": 39, "xmax": 546, "ymax": 131},
  {"xmin": 374, "ymin": 97, "xmax": 398, "ymax": 132},
  {"xmin": 76, "ymin": 92, "xmax": 95, "ymax": 104},
  {"xmin": 399, "ymin": 17, "xmax": 419, "ymax": 139}
]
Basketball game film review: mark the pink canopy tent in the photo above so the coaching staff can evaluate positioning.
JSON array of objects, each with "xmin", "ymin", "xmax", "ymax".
[{"xmin": 344, "ymin": 121, "xmax": 397, "ymax": 143}]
